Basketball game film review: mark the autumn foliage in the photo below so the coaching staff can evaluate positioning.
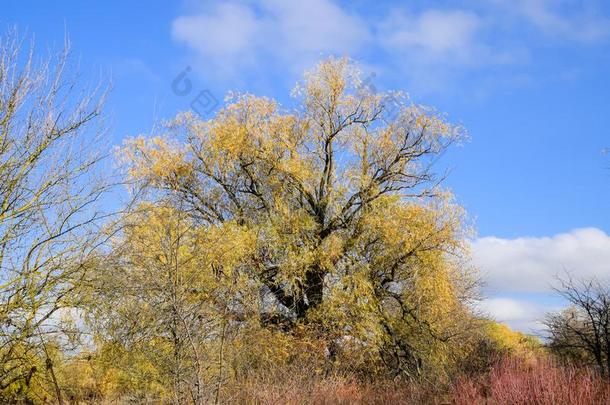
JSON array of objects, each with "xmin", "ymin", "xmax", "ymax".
[{"xmin": 1, "ymin": 32, "xmax": 609, "ymax": 404}]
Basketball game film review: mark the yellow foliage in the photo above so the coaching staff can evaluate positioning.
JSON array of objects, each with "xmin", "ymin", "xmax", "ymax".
[
  {"xmin": 98, "ymin": 56, "xmax": 474, "ymax": 398},
  {"xmin": 483, "ymin": 321, "xmax": 542, "ymax": 357}
]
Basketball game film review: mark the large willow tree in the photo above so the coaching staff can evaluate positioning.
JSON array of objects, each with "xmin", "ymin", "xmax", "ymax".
[{"xmin": 118, "ymin": 58, "xmax": 476, "ymax": 380}]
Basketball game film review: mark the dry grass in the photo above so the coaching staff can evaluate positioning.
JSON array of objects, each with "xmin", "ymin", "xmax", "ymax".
[
  {"xmin": 222, "ymin": 357, "xmax": 610, "ymax": 404},
  {"xmin": 224, "ymin": 377, "xmax": 431, "ymax": 404}
]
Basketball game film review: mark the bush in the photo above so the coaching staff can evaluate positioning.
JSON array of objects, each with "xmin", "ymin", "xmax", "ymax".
[{"xmin": 452, "ymin": 356, "xmax": 610, "ymax": 405}]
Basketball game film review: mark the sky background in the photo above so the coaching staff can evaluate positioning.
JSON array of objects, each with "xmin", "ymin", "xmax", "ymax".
[{"xmin": 3, "ymin": 0, "xmax": 610, "ymax": 334}]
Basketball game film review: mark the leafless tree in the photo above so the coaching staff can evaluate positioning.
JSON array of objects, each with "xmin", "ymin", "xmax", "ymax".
[
  {"xmin": 0, "ymin": 30, "xmax": 111, "ymax": 399},
  {"xmin": 545, "ymin": 274, "xmax": 610, "ymax": 380}
]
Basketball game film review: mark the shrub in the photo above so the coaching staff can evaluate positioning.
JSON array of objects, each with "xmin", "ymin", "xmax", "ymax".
[{"xmin": 452, "ymin": 356, "xmax": 610, "ymax": 405}]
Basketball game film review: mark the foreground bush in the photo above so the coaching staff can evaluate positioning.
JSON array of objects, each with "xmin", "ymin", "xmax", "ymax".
[
  {"xmin": 452, "ymin": 356, "xmax": 610, "ymax": 405},
  {"xmin": 224, "ymin": 374, "xmax": 438, "ymax": 405},
  {"xmin": 221, "ymin": 356, "xmax": 610, "ymax": 404}
]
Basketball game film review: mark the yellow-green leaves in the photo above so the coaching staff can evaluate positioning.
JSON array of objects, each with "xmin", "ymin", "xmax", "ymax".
[
  {"xmin": 112, "ymin": 57, "xmax": 474, "ymax": 386},
  {"xmin": 121, "ymin": 136, "xmax": 193, "ymax": 188}
]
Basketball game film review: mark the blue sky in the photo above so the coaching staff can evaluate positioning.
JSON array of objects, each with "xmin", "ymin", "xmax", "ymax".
[{"xmin": 3, "ymin": 0, "xmax": 610, "ymax": 334}]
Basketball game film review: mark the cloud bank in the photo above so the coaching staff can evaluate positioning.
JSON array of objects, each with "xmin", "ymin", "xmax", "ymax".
[
  {"xmin": 473, "ymin": 228, "xmax": 610, "ymax": 293},
  {"xmin": 472, "ymin": 228, "xmax": 610, "ymax": 333},
  {"xmin": 171, "ymin": 0, "xmax": 610, "ymax": 87},
  {"xmin": 172, "ymin": 0, "xmax": 370, "ymax": 77}
]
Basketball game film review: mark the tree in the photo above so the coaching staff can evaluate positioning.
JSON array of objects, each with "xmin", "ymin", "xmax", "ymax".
[
  {"xmin": 0, "ymin": 31, "xmax": 109, "ymax": 400},
  {"xmin": 545, "ymin": 275, "xmax": 610, "ymax": 379},
  {"xmin": 86, "ymin": 204, "xmax": 258, "ymax": 403},
  {"xmin": 118, "ymin": 58, "xmax": 475, "ymax": 380}
]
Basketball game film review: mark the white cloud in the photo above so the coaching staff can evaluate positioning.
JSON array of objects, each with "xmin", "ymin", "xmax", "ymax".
[
  {"xmin": 171, "ymin": 3, "xmax": 517, "ymax": 100},
  {"xmin": 500, "ymin": 0, "xmax": 610, "ymax": 43},
  {"xmin": 472, "ymin": 228, "xmax": 610, "ymax": 294},
  {"xmin": 172, "ymin": 0, "xmax": 370, "ymax": 77},
  {"xmin": 375, "ymin": 8, "xmax": 519, "ymax": 93},
  {"xmin": 477, "ymin": 297, "xmax": 551, "ymax": 333},
  {"xmin": 379, "ymin": 10, "xmax": 485, "ymax": 65},
  {"xmin": 472, "ymin": 228, "xmax": 610, "ymax": 333},
  {"xmin": 172, "ymin": 3, "xmax": 262, "ymax": 74},
  {"xmin": 170, "ymin": 0, "xmax": 610, "ymax": 92},
  {"xmin": 171, "ymin": 1, "xmax": 509, "ymax": 83},
  {"xmin": 480, "ymin": 297, "xmax": 531, "ymax": 321},
  {"xmin": 264, "ymin": 0, "xmax": 369, "ymax": 56}
]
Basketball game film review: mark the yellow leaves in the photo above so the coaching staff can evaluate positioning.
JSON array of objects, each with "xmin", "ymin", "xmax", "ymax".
[
  {"xmin": 209, "ymin": 119, "xmax": 250, "ymax": 159},
  {"xmin": 122, "ymin": 205, "xmax": 257, "ymax": 285},
  {"xmin": 315, "ymin": 58, "xmax": 348, "ymax": 101},
  {"xmin": 206, "ymin": 93, "xmax": 283, "ymax": 161},
  {"xmin": 120, "ymin": 135, "xmax": 192, "ymax": 187},
  {"xmin": 275, "ymin": 151, "xmax": 314, "ymax": 185},
  {"xmin": 224, "ymin": 92, "xmax": 278, "ymax": 118},
  {"xmin": 297, "ymin": 57, "xmax": 352, "ymax": 106},
  {"xmin": 107, "ymin": 57, "xmax": 477, "ymax": 386},
  {"xmin": 363, "ymin": 192, "xmax": 467, "ymax": 264},
  {"xmin": 346, "ymin": 192, "xmax": 474, "ymax": 375},
  {"xmin": 87, "ymin": 342, "xmax": 169, "ymax": 401},
  {"xmin": 122, "ymin": 204, "xmax": 191, "ymax": 258},
  {"xmin": 198, "ymin": 221, "xmax": 257, "ymax": 277},
  {"xmin": 283, "ymin": 249, "xmax": 316, "ymax": 287},
  {"xmin": 257, "ymin": 207, "xmax": 320, "ymax": 291},
  {"xmin": 310, "ymin": 269, "xmax": 384, "ymax": 353},
  {"xmin": 316, "ymin": 233, "xmax": 344, "ymax": 271},
  {"xmin": 230, "ymin": 327, "xmax": 292, "ymax": 373},
  {"xmin": 414, "ymin": 113, "xmax": 449, "ymax": 135},
  {"xmin": 480, "ymin": 321, "xmax": 542, "ymax": 364}
]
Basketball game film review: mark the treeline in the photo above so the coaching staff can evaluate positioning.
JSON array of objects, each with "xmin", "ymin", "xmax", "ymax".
[{"xmin": 0, "ymin": 32, "xmax": 608, "ymax": 404}]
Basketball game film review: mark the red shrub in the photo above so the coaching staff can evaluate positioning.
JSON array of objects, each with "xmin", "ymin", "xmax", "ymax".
[{"xmin": 452, "ymin": 356, "xmax": 610, "ymax": 405}]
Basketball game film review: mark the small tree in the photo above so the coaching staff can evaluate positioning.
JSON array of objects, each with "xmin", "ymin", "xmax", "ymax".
[
  {"xmin": 0, "ymin": 31, "xmax": 109, "ymax": 399},
  {"xmin": 545, "ymin": 275, "xmax": 610, "ymax": 379},
  {"xmin": 87, "ymin": 204, "xmax": 258, "ymax": 403}
]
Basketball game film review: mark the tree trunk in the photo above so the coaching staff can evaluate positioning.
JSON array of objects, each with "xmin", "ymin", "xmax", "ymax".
[{"xmin": 304, "ymin": 266, "xmax": 325, "ymax": 310}]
